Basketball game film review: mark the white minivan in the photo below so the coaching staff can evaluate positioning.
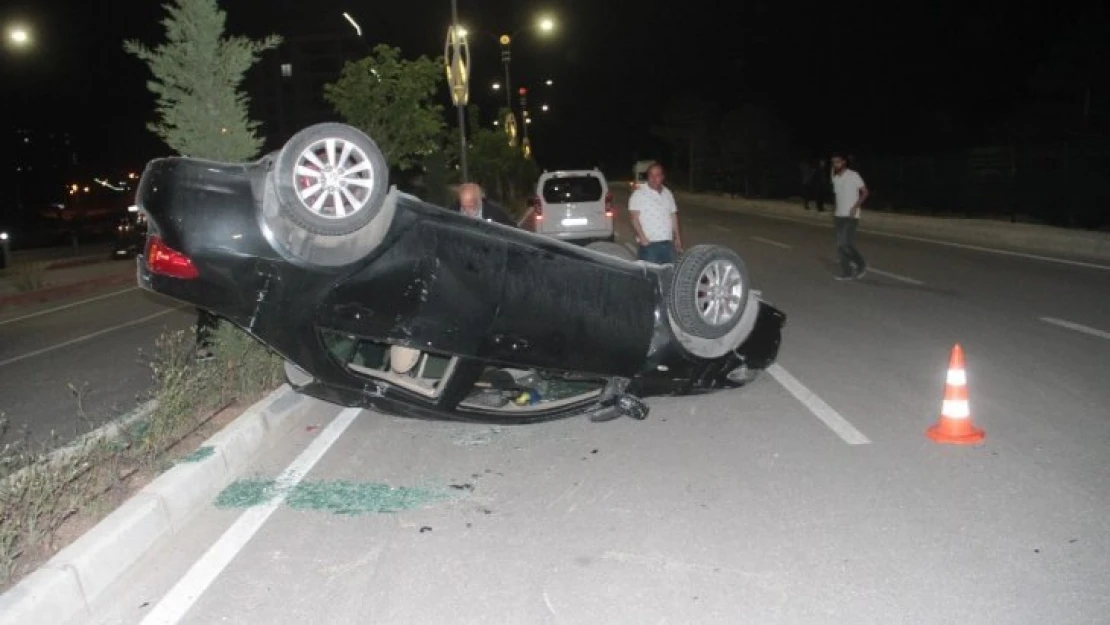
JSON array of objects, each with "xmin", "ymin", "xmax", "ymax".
[{"xmin": 522, "ymin": 169, "xmax": 614, "ymax": 243}]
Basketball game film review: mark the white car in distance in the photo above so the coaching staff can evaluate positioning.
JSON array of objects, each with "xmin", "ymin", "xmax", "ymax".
[{"xmin": 522, "ymin": 169, "xmax": 615, "ymax": 244}]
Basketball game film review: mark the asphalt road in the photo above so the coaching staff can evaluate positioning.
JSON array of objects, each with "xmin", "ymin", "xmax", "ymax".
[
  {"xmin": 0, "ymin": 284, "xmax": 193, "ymax": 447},
  {"xmin": 70, "ymin": 190, "xmax": 1110, "ymax": 624}
]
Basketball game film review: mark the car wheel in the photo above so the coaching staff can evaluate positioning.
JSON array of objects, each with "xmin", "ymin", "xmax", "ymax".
[
  {"xmin": 668, "ymin": 244, "xmax": 750, "ymax": 340},
  {"xmin": 273, "ymin": 123, "xmax": 388, "ymax": 237},
  {"xmin": 585, "ymin": 240, "xmax": 636, "ymax": 261},
  {"xmin": 283, "ymin": 360, "xmax": 314, "ymax": 389}
]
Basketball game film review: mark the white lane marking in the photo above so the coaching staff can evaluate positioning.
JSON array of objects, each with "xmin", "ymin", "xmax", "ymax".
[
  {"xmin": 694, "ymin": 204, "xmax": 1110, "ymax": 271},
  {"xmin": 867, "ymin": 231, "xmax": 1110, "ymax": 272},
  {"xmin": 1040, "ymin": 317, "xmax": 1110, "ymax": 340},
  {"xmin": 0, "ymin": 287, "xmax": 137, "ymax": 326},
  {"xmin": 866, "ymin": 268, "xmax": 925, "ymax": 286},
  {"xmin": 767, "ymin": 364, "xmax": 872, "ymax": 445},
  {"xmin": 750, "ymin": 236, "xmax": 792, "ymax": 249},
  {"xmin": 710, "ymin": 224, "xmax": 731, "ymax": 233},
  {"xmin": 141, "ymin": 407, "xmax": 362, "ymax": 625},
  {"xmin": 0, "ymin": 308, "xmax": 178, "ymax": 368}
]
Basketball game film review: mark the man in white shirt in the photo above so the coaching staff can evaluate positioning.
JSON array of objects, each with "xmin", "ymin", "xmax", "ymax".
[
  {"xmin": 628, "ymin": 162, "xmax": 683, "ymax": 263},
  {"xmin": 831, "ymin": 153, "xmax": 870, "ymax": 280}
]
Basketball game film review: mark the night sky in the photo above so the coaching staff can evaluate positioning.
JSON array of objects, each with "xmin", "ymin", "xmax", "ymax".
[{"xmin": 1, "ymin": 0, "xmax": 1091, "ymax": 176}]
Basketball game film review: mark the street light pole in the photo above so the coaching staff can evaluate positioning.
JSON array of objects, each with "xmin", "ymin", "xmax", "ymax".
[
  {"xmin": 499, "ymin": 35, "xmax": 514, "ymax": 128},
  {"xmin": 0, "ymin": 232, "xmax": 10, "ymax": 270},
  {"xmin": 445, "ymin": 0, "xmax": 469, "ymax": 181}
]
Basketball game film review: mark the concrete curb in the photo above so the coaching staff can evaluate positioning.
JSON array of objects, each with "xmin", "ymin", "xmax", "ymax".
[
  {"xmin": 677, "ymin": 192, "xmax": 1110, "ymax": 266},
  {"xmin": 0, "ymin": 271, "xmax": 134, "ymax": 309},
  {"xmin": 0, "ymin": 385, "xmax": 308, "ymax": 625}
]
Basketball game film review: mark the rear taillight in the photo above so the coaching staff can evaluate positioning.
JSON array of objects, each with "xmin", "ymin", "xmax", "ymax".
[
  {"xmin": 535, "ymin": 203, "xmax": 544, "ymax": 221},
  {"xmin": 605, "ymin": 192, "xmax": 614, "ymax": 218},
  {"xmin": 146, "ymin": 236, "xmax": 199, "ymax": 279}
]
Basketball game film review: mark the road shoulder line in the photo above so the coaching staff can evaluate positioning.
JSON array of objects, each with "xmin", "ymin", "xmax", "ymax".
[
  {"xmin": 0, "ymin": 386, "xmax": 309, "ymax": 625},
  {"xmin": 0, "ymin": 288, "xmax": 138, "ymax": 326},
  {"xmin": 1040, "ymin": 317, "xmax": 1110, "ymax": 340},
  {"xmin": 139, "ymin": 406, "xmax": 361, "ymax": 625},
  {"xmin": 688, "ymin": 198, "xmax": 1110, "ymax": 271},
  {"xmin": 768, "ymin": 364, "xmax": 872, "ymax": 445},
  {"xmin": 0, "ymin": 308, "xmax": 178, "ymax": 368},
  {"xmin": 867, "ymin": 268, "xmax": 925, "ymax": 285},
  {"xmin": 750, "ymin": 236, "xmax": 792, "ymax": 249}
]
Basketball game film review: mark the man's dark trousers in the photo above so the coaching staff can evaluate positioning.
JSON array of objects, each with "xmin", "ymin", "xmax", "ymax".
[
  {"xmin": 834, "ymin": 217, "xmax": 866, "ymax": 277},
  {"xmin": 638, "ymin": 240, "xmax": 676, "ymax": 264}
]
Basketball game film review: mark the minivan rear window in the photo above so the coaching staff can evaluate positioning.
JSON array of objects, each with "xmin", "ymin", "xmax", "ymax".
[{"xmin": 542, "ymin": 176, "xmax": 603, "ymax": 203}]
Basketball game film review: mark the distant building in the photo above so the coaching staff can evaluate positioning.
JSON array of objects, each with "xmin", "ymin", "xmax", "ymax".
[{"xmin": 247, "ymin": 33, "xmax": 366, "ymax": 152}]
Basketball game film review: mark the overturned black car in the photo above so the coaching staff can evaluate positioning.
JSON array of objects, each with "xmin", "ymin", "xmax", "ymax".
[{"xmin": 135, "ymin": 123, "xmax": 785, "ymax": 423}]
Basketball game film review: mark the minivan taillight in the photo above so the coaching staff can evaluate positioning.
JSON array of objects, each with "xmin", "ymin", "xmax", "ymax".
[
  {"xmin": 146, "ymin": 236, "xmax": 199, "ymax": 279},
  {"xmin": 526, "ymin": 195, "xmax": 543, "ymax": 221},
  {"xmin": 605, "ymin": 192, "xmax": 614, "ymax": 218}
]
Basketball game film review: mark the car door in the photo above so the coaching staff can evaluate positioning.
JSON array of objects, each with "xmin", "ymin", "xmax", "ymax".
[
  {"xmin": 318, "ymin": 214, "xmax": 508, "ymax": 358},
  {"xmin": 482, "ymin": 231, "xmax": 657, "ymax": 377}
]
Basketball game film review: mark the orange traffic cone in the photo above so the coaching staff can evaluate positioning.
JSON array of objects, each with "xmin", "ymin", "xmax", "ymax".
[{"xmin": 926, "ymin": 344, "xmax": 985, "ymax": 445}]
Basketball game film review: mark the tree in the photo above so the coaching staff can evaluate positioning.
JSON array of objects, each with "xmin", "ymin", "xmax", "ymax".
[
  {"xmin": 651, "ymin": 96, "xmax": 720, "ymax": 191},
  {"xmin": 718, "ymin": 104, "xmax": 793, "ymax": 198},
  {"xmin": 124, "ymin": 0, "xmax": 280, "ymax": 162},
  {"xmin": 463, "ymin": 106, "xmax": 538, "ymax": 208},
  {"xmin": 324, "ymin": 45, "xmax": 445, "ymax": 171}
]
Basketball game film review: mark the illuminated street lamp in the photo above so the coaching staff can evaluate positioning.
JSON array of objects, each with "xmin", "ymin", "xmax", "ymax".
[
  {"xmin": 6, "ymin": 24, "xmax": 31, "ymax": 49},
  {"xmin": 538, "ymin": 16, "xmax": 556, "ymax": 33},
  {"xmin": 541, "ymin": 104, "xmax": 549, "ymax": 112},
  {"xmin": 491, "ymin": 81, "xmax": 501, "ymax": 91},
  {"xmin": 545, "ymin": 79, "xmax": 554, "ymax": 86}
]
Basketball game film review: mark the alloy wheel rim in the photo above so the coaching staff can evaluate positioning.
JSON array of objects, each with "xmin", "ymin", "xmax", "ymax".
[
  {"xmin": 695, "ymin": 259, "xmax": 744, "ymax": 326},
  {"xmin": 293, "ymin": 137, "xmax": 375, "ymax": 219}
]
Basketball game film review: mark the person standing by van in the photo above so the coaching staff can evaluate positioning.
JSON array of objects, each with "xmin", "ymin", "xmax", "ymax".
[{"xmin": 629, "ymin": 162, "xmax": 683, "ymax": 263}]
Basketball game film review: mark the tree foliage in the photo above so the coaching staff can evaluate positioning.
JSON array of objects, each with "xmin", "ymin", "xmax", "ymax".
[
  {"xmin": 124, "ymin": 0, "xmax": 279, "ymax": 161},
  {"xmin": 324, "ymin": 45, "xmax": 445, "ymax": 170},
  {"xmin": 463, "ymin": 106, "xmax": 539, "ymax": 206}
]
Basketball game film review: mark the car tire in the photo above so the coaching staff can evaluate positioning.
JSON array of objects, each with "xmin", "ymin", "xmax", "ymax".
[
  {"xmin": 668, "ymin": 244, "xmax": 750, "ymax": 340},
  {"xmin": 273, "ymin": 123, "xmax": 388, "ymax": 237},
  {"xmin": 283, "ymin": 360, "xmax": 314, "ymax": 389},
  {"xmin": 586, "ymin": 240, "xmax": 636, "ymax": 261}
]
